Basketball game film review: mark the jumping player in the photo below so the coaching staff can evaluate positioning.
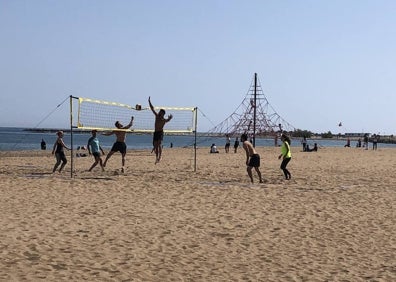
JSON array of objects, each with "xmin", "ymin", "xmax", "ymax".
[{"xmin": 148, "ymin": 96, "xmax": 173, "ymax": 164}]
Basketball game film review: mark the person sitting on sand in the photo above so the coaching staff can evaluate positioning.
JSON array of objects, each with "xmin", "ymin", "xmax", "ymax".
[
  {"xmin": 210, "ymin": 143, "xmax": 219, "ymax": 153},
  {"xmin": 41, "ymin": 138, "xmax": 46, "ymax": 150},
  {"xmin": 306, "ymin": 143, "xmax": 318, "ymax": 152}
]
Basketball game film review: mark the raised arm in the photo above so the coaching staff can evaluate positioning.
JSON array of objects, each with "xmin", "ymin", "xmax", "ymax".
[
  {"xmin": 102, "ymin": 131, "xmax": 114, "ymax": 136},
  {"xmin": 165, "ymin": 114, "xmax": 173, "ymax": 122},
  {"xmin": 148, "ymin": 96, "xmax": 157, "ymax": 115},
  {"xmin": 122, "ymin": 116, "xmax": 134, "ymax": 129}
]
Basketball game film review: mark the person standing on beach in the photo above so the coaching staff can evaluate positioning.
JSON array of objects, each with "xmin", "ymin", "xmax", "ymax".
[
  {"xmin": 225, "ymin": 134, "xmax": 231, "ymax": 153},
  {"xmin": 102, "ymin": 117, "xmax": 134, "ymax": 172},
  {"xmin": 363, "ymin": 134, "xmax": 369, "ymax": 150},
  {"xmin": 87, "ymin": 130, "xmax": 106, "ymax": 172},
  {"xmin": 233, "ymin": 137, "xmax": 240, "ymax": 153},
  {"xmin": 148, "ymin": 96, "xmax": 173, "ymax": 164},
  {"xmin": 344, "ymin": 137, "xmax": 351, "ymax": 147},
  {"xmin": 372, "ymin": 134, "xmax": 378, "ymax": 150},
  {"xmin": 52, "ymin": 131, "xmax": 70, "ymax": 173},
  {"xmin": 301, "ymin": 136, "xmax": 307, "ymax": 152},
  {"xmin": 41, "ymin": 138, "xmax": 46, "ymax": 150},
  {"xmin": 241, "ymin": 133, "xmax": 263, "ymax": 183},
  {"xmin": 278, "ymin": 133, "xmax": 292, "ymax": 180}
]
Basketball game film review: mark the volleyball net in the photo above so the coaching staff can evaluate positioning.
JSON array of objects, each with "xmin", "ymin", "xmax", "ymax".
[
  {"xmin": 67, "ymin": 96, "xmax": 199, "ymax": 177},
  {"xmin": 75, "ymin": 97, "xmax": 197, "ymax": 134}
]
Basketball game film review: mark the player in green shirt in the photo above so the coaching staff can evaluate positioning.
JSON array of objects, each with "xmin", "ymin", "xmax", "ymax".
[{"xmin": 278, "ymin": 133, "xmax": 292, "ymax": 180}]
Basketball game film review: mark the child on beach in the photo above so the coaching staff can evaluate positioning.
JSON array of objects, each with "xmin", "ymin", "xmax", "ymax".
[
  {"xmin": 241, "ymin": 133, "xmax": 263, "ymax": 183},
  {"xmin": 52, "ymin": 131, "xmax": 70, "ymax": 173},
  {"xmin": 87, "ymin": 130, "xmax": 106, "ymax": 172},
  {"xmin": 278, "ymin": 133, "xmax": 292, "ymax": 180}
]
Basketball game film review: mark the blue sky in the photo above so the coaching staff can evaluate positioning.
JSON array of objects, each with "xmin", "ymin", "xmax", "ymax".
[{"xmin": 1, "ymin": 0, "xmax": 396, "ymax": 134}]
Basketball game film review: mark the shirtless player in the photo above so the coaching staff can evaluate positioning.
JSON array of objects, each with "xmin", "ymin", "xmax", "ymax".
[
  {"xmin": 148, "ymin": 96, "xmax": 173, "ymax": 163},
  {"xmin": 241, "ymin": 133, "xmax": 263, "ymax": 183},
  {"xmin": 102, "ymin": 116, "xmax": 134, "ymax": 172}
]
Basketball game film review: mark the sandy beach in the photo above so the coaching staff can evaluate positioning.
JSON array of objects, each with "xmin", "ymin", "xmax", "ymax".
[{"xmin": 0, "ymin": 146, "xmax": 395, "ymax": 281}]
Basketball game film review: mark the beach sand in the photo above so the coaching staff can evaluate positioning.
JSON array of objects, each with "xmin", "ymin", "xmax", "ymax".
[{"xmin": 0, "ymin": 146, "xmax": 395, "ymax": 281}]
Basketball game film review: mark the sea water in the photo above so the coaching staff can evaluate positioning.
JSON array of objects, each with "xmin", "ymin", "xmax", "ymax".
[{"xmin": 1, "ymin": 127, "xmax": 395, "ymax": 151}]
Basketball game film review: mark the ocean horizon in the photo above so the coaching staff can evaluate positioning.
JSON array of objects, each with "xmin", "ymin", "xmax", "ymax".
[{"xmin": 1, "ymin": 127, "xmax": 396, "ymax": 151}]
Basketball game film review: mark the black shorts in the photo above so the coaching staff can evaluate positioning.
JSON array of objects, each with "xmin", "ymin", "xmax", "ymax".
[
  {"xmin": 248, "ymin": 154, "xmax": 260, "ymax": 167},
  {"xmin": 111, "ymin": 141, "xmax": 126, "ymax": 154},
  {"xmin": 55, "ymin": 152, "xmax": 67, "ymax": 164},
  {"xmin": 153, "ymin": 131, "xmax": 164, "ymax": 142},
  {"xmin": 92, "ymin": 152, "xmax": 101, "ymax": 158}
]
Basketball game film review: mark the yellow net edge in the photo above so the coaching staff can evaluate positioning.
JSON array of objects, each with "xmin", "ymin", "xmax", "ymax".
[
  {"xmin": 78, "ymin": 97, "xmax": 196, "ymax": 112},
  {"xmin": 74, "ymin": 125, "xmax": 194, "ymax": 134}
]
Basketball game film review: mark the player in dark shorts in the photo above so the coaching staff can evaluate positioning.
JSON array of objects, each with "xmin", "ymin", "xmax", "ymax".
[
  {"xmin": 102, "ymin": 117, "xmax": 134, "ymax": 172},
  {"xmin": 111, "ymin": 141, "xmax": 127, "ymax": 154},
  {"xmin": 248, "ymin": 153, "xmax": 260, "ymax": 167},
  {"xmin": 153, "ymin": 130, "xmax": 164, "ymax": 144},
  {"xmin": 52, "ymin": 131, "xmax": 70, "ymax": 173},
  {"xmin": 241, "ymin": 133, "xmax": 263, "ymax": 183},
  {"xmin": 149, "ymin": 96, "xmax": 173, "ymax": 164}
]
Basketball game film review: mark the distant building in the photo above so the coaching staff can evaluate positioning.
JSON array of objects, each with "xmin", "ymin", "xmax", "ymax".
[{"xmin": 345, "ymin": 133, "xmax": 371, "ymax": 138}]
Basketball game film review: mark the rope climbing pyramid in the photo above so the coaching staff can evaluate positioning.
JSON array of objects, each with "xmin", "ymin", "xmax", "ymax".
[{"xmin": 207, "ymin": 73, "xmax": 295, "ymax": 138}]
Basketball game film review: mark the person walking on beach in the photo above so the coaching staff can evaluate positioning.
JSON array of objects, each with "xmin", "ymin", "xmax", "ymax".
[
  {"xmin": 241, "ymin": 133, "xmax": 263, "ymax": 183},
  {"xmin": 102, "ymin": 117, "xmax": 134, "ymax": 172},
  {"xmin": 148, "ymin": 96, "xmax": 173, "ymax": 164},
  {"xmin": 278, "ymin": 133, "xmax": 292, "ymax": 180},
  {"xmin": 87, "ymin": 130, "xmax": 106, "ymax": 172},
  {"xmin": 233, "ymin": 137, "xmax": 240, "ymax": 153},
  {"xmin": 52, "ymin": 131, "xmax": 70, "ymax": 173}
]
